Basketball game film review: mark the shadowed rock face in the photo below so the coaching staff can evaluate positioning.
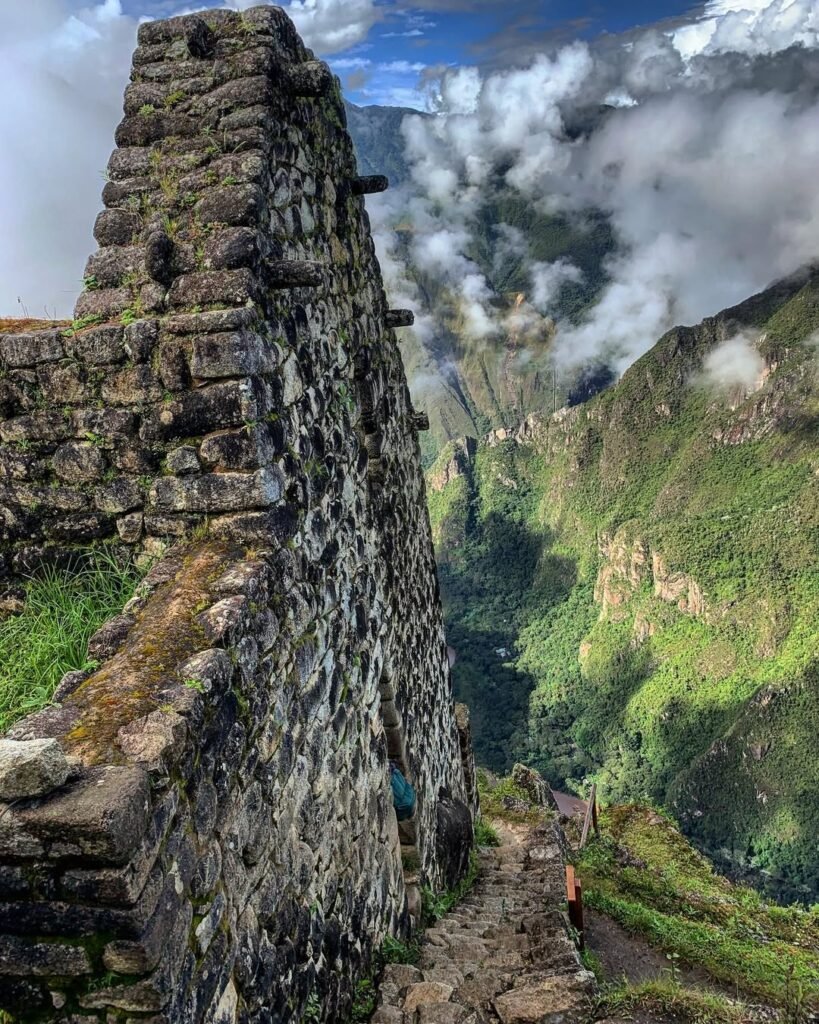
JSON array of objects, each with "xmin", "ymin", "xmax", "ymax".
[{"xmin": 0, "ymin": 6, "xmax": 474, "ymax": 1022}]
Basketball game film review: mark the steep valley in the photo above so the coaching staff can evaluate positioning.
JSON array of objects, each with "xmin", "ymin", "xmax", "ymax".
[{"xmin": 427, "ymin": 268, "xmax": 819, "ymax": 902}]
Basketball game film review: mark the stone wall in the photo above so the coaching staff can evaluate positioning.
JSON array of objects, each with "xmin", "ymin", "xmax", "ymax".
[{"xmin": 0, "ymin": 8, "xmax": 473, "ymax": 1022}]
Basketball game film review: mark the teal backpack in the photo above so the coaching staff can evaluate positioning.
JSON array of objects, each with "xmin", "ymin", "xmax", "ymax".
[{"xmin": 390, "ymin": 763, "xmax": 417, "ymax": 821}]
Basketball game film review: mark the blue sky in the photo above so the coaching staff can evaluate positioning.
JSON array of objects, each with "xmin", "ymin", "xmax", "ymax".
[
  {"xmin": 335, "ymin": 0, "xmax": 701, "ymax": 106},
  {"xmin": 119, "ymin": 0, "xmax": 704, "ymax": 109}
]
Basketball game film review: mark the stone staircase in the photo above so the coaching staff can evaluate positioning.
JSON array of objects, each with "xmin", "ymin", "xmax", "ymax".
[{"xmin": 373, "ymin": 820, "xmax": 596, "ymax": 1024}]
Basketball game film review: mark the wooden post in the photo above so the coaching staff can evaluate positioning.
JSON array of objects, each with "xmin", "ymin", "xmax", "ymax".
[
  {"xmin": 579, "ymin": 782, "xmax": 597, "ymax": 850},
  {"xmin": 566, "ymin": 864, "xmax": 585, "ymax": 950},
  {"xmin": 591, "ymin": 784, "xmax": 600, "ymax": 838}
]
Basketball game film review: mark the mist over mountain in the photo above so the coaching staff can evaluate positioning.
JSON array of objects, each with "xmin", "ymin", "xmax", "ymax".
[{"xmin": 344, "ymin": 2, "xmax": 819, "ymax": 458}]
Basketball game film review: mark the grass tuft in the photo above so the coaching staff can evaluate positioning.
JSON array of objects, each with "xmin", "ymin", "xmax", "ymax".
[
  {"xmin": 0, "ymin": 551, "xmax": 143, "ymax": 732},
  {"xmin": 474, "ymin": 816, "xmax": 501, "ymax": 847}
]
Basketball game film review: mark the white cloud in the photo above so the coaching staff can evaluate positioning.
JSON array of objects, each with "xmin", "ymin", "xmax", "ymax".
[
  {"xmin": 387, "ymin": 0, "xmax": 819, "ymax": 378},
  {"xmin": 702, "ymin": 333, "xmax": 766, "ymax": 388},
  {"xmin": 0, "ymin": 0, "xmax": 137, "ymax": 318},
  {"xmin": 673, "ymin": 0, "xmax": 819, "ymax": 57},
  {"xmin": 282, "ymin": 0, "xmax": 380, "ymax": 55}
]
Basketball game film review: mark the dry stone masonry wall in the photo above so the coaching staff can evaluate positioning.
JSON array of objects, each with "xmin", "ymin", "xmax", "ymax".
[{"xmin": 0, "ymin": 8, "xmax": 473, "ymax": 1022}]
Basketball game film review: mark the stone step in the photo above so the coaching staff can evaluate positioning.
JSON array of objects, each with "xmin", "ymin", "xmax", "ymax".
[{"xmin": 375, "ymin": 827, "xmax": 591, "ymax": 1024}]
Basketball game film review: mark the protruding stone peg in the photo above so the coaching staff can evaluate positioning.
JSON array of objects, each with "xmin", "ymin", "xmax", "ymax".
[
  {"xmin": 284, "ymin": 61, "xmax": 333, "ymax": 97},
  {"xmin": 267, "ymin": 260, "xmax": 323, "ymax": 289},
  {"xmin": 411, "ymin": 411, "xmax": 430, "ymax": 432},
  {"xmin": 351, "ymin": 175, "xmax": 389, "ymax": 196},
  {"xmin": 385, "ymin": 309, "xmax": 414, "ymax": 329}
]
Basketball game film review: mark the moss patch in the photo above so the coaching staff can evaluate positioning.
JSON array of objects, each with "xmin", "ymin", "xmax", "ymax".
[{"xmin": 62, "ymin": 540, "xmax": 241, "ymax": 765}]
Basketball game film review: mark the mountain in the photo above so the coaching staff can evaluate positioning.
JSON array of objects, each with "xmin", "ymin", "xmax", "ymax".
[
  {"xmin": 344, "ymin": 101, "xmax": 421, "ymax": 187},
  {"xmin": 428, "ymin": 267, "xmax": 819, "ymax": 900},
  {"xmin": 346, "ymin": 104, "xmax": 618, "ymax": 464}
]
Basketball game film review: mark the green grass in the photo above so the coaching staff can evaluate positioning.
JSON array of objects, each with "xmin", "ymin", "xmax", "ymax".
[
  {"xmin": 577, "ymin": 806, "xmax": 819, "ymax": 1014},
  {"xmin": 421, "ymin": 849, "xmax": 480, "ymax": 925},
  {"xmin": 477, "ymin": 769, "xmax": 552, "ymax": 826},
  {"xmin": 0, "ymin": 551, "xmax": 143, "ymax": 732},
  {"xmin": 595, "ymin": 978, "xmax": 751, "ymax": 1024},
  {"xmin": 474, "ymin": 816, "xmax": 501, "ymax": 847}
]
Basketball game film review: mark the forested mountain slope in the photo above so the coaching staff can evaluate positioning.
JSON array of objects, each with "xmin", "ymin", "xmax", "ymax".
[{"xmin": 427, "ymin": 267, "xmax": 819, "ymax": 900}]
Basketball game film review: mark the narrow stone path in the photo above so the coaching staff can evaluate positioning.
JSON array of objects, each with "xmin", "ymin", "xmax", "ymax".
[{"xmin": 373, "ymin": 820, "xmax": 596, "ymax": 1023}]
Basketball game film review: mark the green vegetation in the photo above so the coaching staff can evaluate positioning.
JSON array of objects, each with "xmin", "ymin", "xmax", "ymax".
[
  {"xmin": 348, "ymin": 978, "xmax": 376, "ymax": 1023},
  {"xmin": 0, "ymin": 551, "xmax": 144, "ymax": 731},
  {"xmin": 421, "ymin": 849, "xmax": 480, "ymax": 925},
  {"xmin": 477, "ymin": 768, "xmax": 551, "ymax": 826},
  {"xmin": 595, "ymin": 979, "xmax": 750, "ymax": 1024},
  {"xmin": 474, "ymin": 816, "xmax": 501, "ymax": 847},
  {"xmin": 578, "ymin": 805, "xmax": 819, "ymax": 1016},
  {"xmin": 429, "ymin": 270, "xmax": 819, "ymax": 895},
  {"xmin": 380, "ymin": 935, "xmax": 421, "ymax": 966}
]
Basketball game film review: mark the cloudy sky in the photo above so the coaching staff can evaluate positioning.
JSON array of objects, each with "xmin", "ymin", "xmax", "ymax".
[{"xmin": 2, "ymin": 0, "xmax": 818, "ymax": 378}]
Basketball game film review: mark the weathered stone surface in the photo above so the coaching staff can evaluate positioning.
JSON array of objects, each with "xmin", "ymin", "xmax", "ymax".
[
  {"xmin": 0, "ymin": 331, "xmax": 64, "ymax": 368},
  {"xmin": 190, "ymin": 331, "xmax": 275, "ymax": 378},
  {"xmin": 493, "ymin": 976, "xmax": 592, "ymax": 1023},
  {"xmin": 165, "ymin": 445, "xmax": 200, "ymax": 475},
  {"xmin": 53, "ymin": 443, "xmax": 106, "ymax": 484},
  {"xmin": 150, "ymin": 469, "xmax": 282, "ymax": 513},
  {"xmin": 95, "ymin": 477, "xmax": 144, "ymax": 514},
  {"xmin": 385, "ymin": 309, "xmax": 415, "ymax": 329},
  {"xmin": 118, "ymin": 711, "xmax": 187, "ymax": 772},
  {"xmin": 403, "ymin": 982, "xmax": 454, "ymax": 1012},
  {"xmin": 436, "ymin": 794, "xmax": 474, "ymax": 892},
  {"xmin": 351, "ymin": 175, "xmax": 389, "ymax": 196},
  {"xmin": 7, "ymin": 767, "xmax": 150, "ymax": 864},
  {"xmin": 0, "ymin": 739, "xmax": 69, "ymax": 801},
  {"xmin": 0, "ymin": 935, "xmax": 91, "ymax": 977},
  {"xmin": 266, "ymin": 259, "xmax": 323, "ymax": 288}
]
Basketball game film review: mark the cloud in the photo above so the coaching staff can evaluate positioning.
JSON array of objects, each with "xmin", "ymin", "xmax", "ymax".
[
  {"xmin": 702, "ymin": 333, "xmax": 766, "ymax": 388},
  {"xmin": 0, "ymin": 0, "xmax": 137, "ymax": 318},
  {"xmin": 674, "ymin": 0, "xmax": 819, "ymax": 58},
  {"xmin": 281, "ymin": 0, "xmax": 380, "ymax": 55},
  {"xmin": 385, "ymin": 0, "xmax": 819, "ymax": 381}
]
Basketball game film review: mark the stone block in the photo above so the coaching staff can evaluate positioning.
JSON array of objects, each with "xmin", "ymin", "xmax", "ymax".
[
  {"xmin": 9, "ymin": 766, "xmax": 151, "ymax": 865},
  {"xmin": 167, "ymin": 269, "xmax": 258, "ymax": 308},
  {"xmin": 195, "ymin": 184, "xmax": 264, "ymax": 227},
  {"xmin": 149, "ymin": 468, "xmax": 282, "ymax": 513},
  {"xmin": 0, "ymin": 935, "xmax": 91, "ymax": 977},
  {"xmin": 0, "ymin": 330, "xmax": 64, "ymax": 368},
  {"xmin": 403, "ymin": 982, "xmax": 454, "ymax": 1013},
  {"xmin": 190, "ymin": 331, "xmax": 276, "ymax": 378},
  {"xmin": 0, "ymin": 739, "xmax": 69, "ymax": 801},
  {"xmin": 68, "ymin": 324, "xmax": 126, "ymax": 364},
  {"xmin": 53, "ymin": 442, "xmax": 107, "ymax": 484},
  {"xmin": 141, "ymin": 379, "xmax": 261, "ymax": 440},
  {"xmin": 117, "ymin": 710, "xmax": 187, "ymax": 772},
  {"xmin": 95, "ymin": 477, "xmax": 144, "ymax": 514},
  {"xmin": 199, "ymin": 423, "xmax": 281, "ymax": 471},
  {"xmin": 166, "ymin": 445, "xmax": 200, "ymax": 475}
]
